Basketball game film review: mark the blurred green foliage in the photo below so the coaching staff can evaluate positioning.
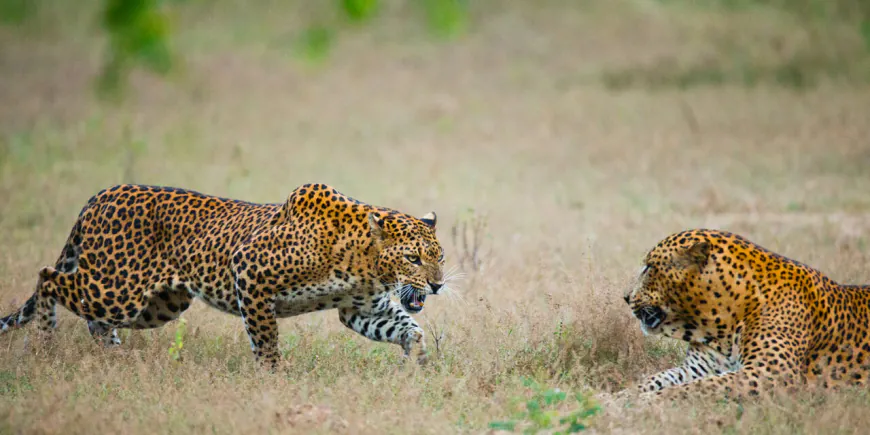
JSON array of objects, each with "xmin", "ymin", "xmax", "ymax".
[
  {"xmin": 97, "ymin": 0, "xmax": 175, "ymax": 100},
  {"xmin": 294, "ymin": 26, "xmax": 336, "ymax": 63},
  {"xmin": 91, "ymin": 0, "xmax": 467, "ymax": 98},
  {"xmin": 2, "ymin": 0, "xmax": 865, "ymax": 96},
  {"xmin": 0, "ymin": 0, "xmax": 34, "ymax": 24},
  {"xmin": 422, "ymin": 0, "xmax": 467, "ymax": 39},
  {"xmin": 292, "ymin": 0, "xmax": 467, "ymax": 62},
  {"xmin": 604, "ymin": 0, "xmax": 870, "ymax": 90},
  {"xmin": 92, "ymin": 0, "xmax": 870, "ymax": 95},
  {"xmin": 342, "ymin": 0, "xmax": 379, "ymax": 22}
]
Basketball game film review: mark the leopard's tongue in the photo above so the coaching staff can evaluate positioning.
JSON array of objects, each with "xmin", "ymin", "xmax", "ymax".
[{"xmin": 410, "ymin": 294, "xmax": 426, "ymax": 308}]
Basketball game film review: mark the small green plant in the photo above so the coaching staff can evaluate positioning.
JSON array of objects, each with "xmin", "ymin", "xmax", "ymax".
[
  {"xmin": 167, "ymin": 318, "xmax": 187, "ymax": 362},
  {"xmin": 488, "ymin": 378, "xmax": 600, "ymax": 434}
]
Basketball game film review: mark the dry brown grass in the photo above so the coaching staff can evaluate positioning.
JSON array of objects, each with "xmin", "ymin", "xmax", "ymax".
[{"xmin": 1, "ymin": 0, "xmax": 870, "ymax": 433}]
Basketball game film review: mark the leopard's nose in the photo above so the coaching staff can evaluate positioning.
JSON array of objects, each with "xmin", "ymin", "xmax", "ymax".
[{"xmin": 429, "ymin": 282, "xmax": 443, "ymax": 294}]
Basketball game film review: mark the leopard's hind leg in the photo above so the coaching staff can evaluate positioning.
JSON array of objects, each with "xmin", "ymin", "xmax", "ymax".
[
  {"xmin": 52, "ymin": 220, "xmax": 121, "ymax": 346},
  {"xmin": 35, "ymin": 266, "xmax": 157, "ymax": 346},
  {"xmin": 32, "ymin": 267, "xmax": 83, "ymax": 342}
]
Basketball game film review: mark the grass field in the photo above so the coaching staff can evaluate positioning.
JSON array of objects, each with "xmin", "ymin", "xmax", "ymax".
[{"xmin": 1, "ymin": 0, "xmax": 870, "ymax": 433}]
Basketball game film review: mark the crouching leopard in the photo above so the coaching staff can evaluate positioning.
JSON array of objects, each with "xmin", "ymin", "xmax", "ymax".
[
  {"xmin": 624, "ymin": 228, "xmax": 870, "ymax": 401},
  {"xmin": 1, "ymin": 183, "xmax": 448, "ymax": 369}
]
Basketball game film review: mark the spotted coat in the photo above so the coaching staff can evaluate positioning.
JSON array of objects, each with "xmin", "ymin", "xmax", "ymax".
[
  {"xmin": 1, "ymin": 183, "xmax": 446, "ymax": 368},
  {"xmin": 624, "ymin": 229, "xmax": 870, "ymax": 400}
]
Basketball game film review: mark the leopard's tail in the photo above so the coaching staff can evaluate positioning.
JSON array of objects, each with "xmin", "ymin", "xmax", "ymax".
[
  {"xmin": 1, "ymin": 207, "xmax": 86, "ymax": 334},
  {"xmin": 0, "ymin": 293, "xmax": 38, "ymax": 333}
]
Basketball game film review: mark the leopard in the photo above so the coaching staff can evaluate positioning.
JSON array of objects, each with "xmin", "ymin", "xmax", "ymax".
[
  {"xmin": 623, "ymin": 228, "xmax": 870, "ymax": 401},
  {"xmin": 0, "ymin": 183, "xmax": 449, "ymax": 369}
]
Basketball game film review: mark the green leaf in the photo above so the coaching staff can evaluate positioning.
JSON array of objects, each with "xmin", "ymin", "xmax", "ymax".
[
  {"xmin": 567, "ymin": 422, "xmax": 587, "ymax": 433},
  {"xmin": 489, "ymin": 381, "xmax": 599, "ymax": 433},
  {"xmin": 488, "ymin": 421, "xmax": 517, "ymax": 431},
  {"xmin": 542, "ymin": 389, "xmax": 567, "ymax": 405},
  {"xmin": 578, "ymin": 407, "xmax": 600, "ymax": 419},
  {"xmin": 341, "ymin": 0, "xmax": 378, "ymax": 22},
  {"xmin": 521, "ymin": 377, "xmax": 539, "ymax": 389},
  {"xmin": 103, "ymin": 0, "xmax": 148, "ymax": 31}
]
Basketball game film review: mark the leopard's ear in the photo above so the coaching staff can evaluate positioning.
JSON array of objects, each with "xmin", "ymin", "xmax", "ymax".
[
  {"xmin": 420, "ymin": 211, "xmax": 436, "ymax": 228},
  {"xmin": 675, "ymin": 241, "xmax": 711, "ymax": 269},
  {"xmin": 368, "ymin": 213, "xmax": 388, "ymax": 242}
]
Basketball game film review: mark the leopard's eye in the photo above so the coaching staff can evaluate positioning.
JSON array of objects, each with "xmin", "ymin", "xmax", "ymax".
[
  {"xmin": 438, "ymin": 251, "xmax": 445, "ymax": 262},
  {"xmin": 405, "ymin": 254, "xmax": 421, "ymax": 265}
]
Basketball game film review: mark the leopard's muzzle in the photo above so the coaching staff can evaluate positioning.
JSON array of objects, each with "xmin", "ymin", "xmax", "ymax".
[{"xmin": 633, "ymin": 306, "xmax": 666, "ymax": 331}]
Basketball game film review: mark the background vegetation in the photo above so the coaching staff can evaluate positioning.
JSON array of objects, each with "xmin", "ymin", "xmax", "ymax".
[{"xmin": 1, "ymin": 0, "xmax": 869, "ymax": 433}]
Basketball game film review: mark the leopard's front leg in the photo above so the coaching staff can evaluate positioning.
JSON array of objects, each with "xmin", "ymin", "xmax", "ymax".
[
  {"xmin": 636, "ymin": 343, "xmax": 735, "ymax": 393},
  {"xmin": 338, "ymin": 296, "xmax": 427, "ymax": 365},
  {"xmin": 232, "ymin": 271, "xmax": 280, "ymax": 370},
  {"xmin": 237, "ymin": 288, "xmax": 279, "ymax": 370}
]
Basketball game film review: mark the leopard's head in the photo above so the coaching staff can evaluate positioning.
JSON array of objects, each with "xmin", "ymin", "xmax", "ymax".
[
  {"xmin": 624, "ymin": 230, "xmax": 724, "ymax": 343},
  {"xmin": 369, "ymin": 211, "xmax": 446, "ymax": 314}
]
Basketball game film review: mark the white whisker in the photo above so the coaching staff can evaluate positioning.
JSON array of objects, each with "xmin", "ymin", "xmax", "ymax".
[
  {"xmin": 440, "ymin": 284, "xmax": 466, "ymax": 306},
  {"xmin": 385, "ymin": 281, "xmax": 403, "ymax": 295},
  {"xmin": 442, "ymin": 265, "xmax": 465, "ymax": 281},
  {"xmin": 442, "ymin": 267, "xmax": 466, "ymax": 284},
  {"xmin": 399, "ymin": 285, "xmax": 414, "ymax": 299},
  {"xmin": 444, "ymin": 271, "xmax": 465, "ymax": 280}
]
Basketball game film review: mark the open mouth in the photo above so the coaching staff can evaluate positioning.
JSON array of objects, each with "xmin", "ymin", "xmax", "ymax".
[
  {"xmin": 633, "ymin": 306, "xmax": 666, "ymax": 331},
  {"xmin": 400, "ymin": 289, "xmax": 427, "ymax": 313}
]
